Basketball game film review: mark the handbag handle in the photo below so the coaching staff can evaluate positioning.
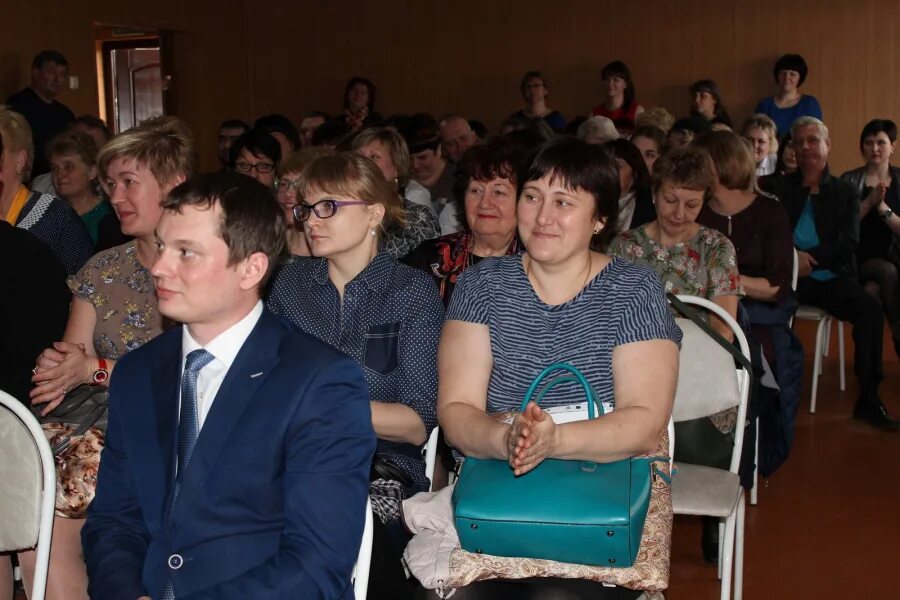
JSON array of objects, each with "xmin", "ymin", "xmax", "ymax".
[{"xmin": 520, "ymin": 363, "xmax": 603, "ymax": 419}]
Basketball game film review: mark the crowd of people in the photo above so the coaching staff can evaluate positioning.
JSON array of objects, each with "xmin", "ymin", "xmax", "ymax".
[{"xmin": 1, "ymin": 47, "xmax": 898, "ymax": 600}]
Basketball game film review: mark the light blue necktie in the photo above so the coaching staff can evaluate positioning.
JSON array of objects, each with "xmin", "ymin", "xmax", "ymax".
[{"xmin": 161, "ymin": 348, "xmax": 214, "ymax": 600}]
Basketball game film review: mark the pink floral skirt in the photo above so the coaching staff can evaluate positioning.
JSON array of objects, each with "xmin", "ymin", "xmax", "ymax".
[{"xmin": 41, "ymin": 424, "xmax": 105, "ymax": 519}]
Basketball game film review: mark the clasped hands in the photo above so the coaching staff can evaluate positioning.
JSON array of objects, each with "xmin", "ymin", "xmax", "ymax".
[
  {"xmin": 30, "ymin": 341, "xmax": 95, "ymax": 415},
  {"xmin": 505, "ymin": 402, "xmax": 559, "ymax": 476}
]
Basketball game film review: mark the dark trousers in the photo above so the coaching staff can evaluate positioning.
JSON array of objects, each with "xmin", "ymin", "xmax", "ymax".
[{"xmin": 796, "ymin": 276, "xmax": 884, "ymax": 401}]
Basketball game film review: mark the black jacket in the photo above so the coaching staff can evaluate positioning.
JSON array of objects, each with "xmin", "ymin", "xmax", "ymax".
[{"xmin": 762, "ymin": 167, "xmax": 860, "ymax": 277}]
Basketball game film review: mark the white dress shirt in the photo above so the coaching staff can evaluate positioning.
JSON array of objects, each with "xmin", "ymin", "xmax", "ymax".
[{"xmin": 179, "ymin": 301, "xmax": 264, "ymax": 431}]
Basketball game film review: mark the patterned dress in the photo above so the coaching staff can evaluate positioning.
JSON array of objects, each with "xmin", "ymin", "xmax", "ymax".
[{"xmin": 67, "ymin": 240, "xmax": 168, "ymax": 360}]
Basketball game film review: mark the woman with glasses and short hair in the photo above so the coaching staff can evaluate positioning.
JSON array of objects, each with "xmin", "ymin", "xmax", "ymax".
[
  {"xmin": 229, "ymin": 129, "xmax": 281, "ymax": 188},
  {"xmin": 267, "ymin": 151, "xmax": 444, "ymax": 595}
]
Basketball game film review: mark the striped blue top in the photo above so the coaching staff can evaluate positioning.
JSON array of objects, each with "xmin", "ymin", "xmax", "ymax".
[{"xmin": 446, "ymin": 255, "xmax": 681, "ymax": 414}]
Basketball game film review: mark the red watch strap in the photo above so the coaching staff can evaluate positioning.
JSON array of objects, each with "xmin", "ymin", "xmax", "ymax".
[{"xmin": 97, "ymin": 358, "xmax": 108, "ymax": 371}]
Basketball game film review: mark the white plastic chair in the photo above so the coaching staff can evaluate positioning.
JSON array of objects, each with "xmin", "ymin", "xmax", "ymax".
[
  {"xmin": 0, "ymin": 390, "xmax": 56, "ymax": 600},
  {"xmin": 351, "ymin": 496, "xmax": 374, "ymax": 600},
  {"xmin": 424, "ymin": 427, "xmax": 440, "ymax": 492},
  {"xmin": 791, "ymin": 249, "xmax": 846, "ymax": 413},
  {"xmin": 671, "ymin": 295, "xmax": 751, "ymax": 600}
]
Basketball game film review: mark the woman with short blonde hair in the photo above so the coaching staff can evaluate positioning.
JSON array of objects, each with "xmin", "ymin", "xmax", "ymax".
[{"xmin": 742, "ymin": 114, "xmax": 779, "ymax": 177}]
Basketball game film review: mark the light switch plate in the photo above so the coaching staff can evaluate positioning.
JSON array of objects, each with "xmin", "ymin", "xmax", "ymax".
[{"xmin": 69, "ymin": 76, "xmax": 79, "ymax": 90}]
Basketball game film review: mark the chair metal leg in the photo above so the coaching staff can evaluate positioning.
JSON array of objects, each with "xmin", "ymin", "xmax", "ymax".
[
  {"xmin": 823, "ymin": 318, "xmax": 831, "ymax": 357},
  {"xmin": 735, "ymin": 493, "xmax": 746, "ymax": 600},
  {"xmin": 718, "ymin": 520, "xmax": 724, "ymax": 580},
  {"xmin": 810, "ymin": 319, "xmax": 826, "ymax": 413},
  {"xmin": 838, "ymin": 321, "xmax": 846, "ymax": 392},
  {"xmin": 751, "ymin": 419, "xmax": 758, "ymax": 505},
  {"xmin": 720, "ymin": 511, "xmax": 737, "ymax": 600}
]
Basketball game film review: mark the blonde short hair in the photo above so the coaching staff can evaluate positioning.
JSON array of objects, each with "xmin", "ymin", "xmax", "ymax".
[
  {"xmin": 741, "ymin": 114, "xmax": 779, "ymax": 155},
  {"xmin": 97, "ymin": 115, "xmax": 195, "ymax": 186},
  {"xmin": 298, "ymin": 152, "xmax": 405, "ymax": 236},
  {"xmin": 278, "ymin": 147, "xmax": 333, "ymax": 177},
  {"xmin": 636, "ymin": 107, "xmax": 676, "ymax": 133},
  {"xmin": 0, "ymin": 106, "xmax": 35, "ymax": 181},
  {"xmin": 350, "ymin": 127, "xmax": 411, "ymax": 186}
]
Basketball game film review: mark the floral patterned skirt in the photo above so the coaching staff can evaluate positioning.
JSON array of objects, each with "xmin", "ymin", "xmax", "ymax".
[{"xmin": 41, "ymin": 423, "xmax": 105, "ymax": 519}]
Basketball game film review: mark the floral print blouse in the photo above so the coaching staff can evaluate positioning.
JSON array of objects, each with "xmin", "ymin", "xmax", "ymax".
[
  {"xmin": 67, "ymin": 240, "xmax": 168, "ymax": 359},
  {"xmin": 608, "ymin": 224, "xmax": 744, "ymax": 301}
]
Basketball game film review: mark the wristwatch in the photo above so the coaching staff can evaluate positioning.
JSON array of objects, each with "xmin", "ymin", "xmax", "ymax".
[
  {"xmin": 881, "ymin": 208, "xmax": 894, "ymax": 221},
  {"xmin": 91, "ymin": 358, "xmax": 109, "ymax": 385}
]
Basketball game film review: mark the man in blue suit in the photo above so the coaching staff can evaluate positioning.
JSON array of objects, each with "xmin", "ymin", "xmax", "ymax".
[{"xmin": 82, "ymin": 172, "xmax": 376, "ymax": 599}]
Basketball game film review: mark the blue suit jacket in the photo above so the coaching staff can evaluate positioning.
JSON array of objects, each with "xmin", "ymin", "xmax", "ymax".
[{"xmin": 82, "ymin": 309, "xmax": 376, "ymax": 599}]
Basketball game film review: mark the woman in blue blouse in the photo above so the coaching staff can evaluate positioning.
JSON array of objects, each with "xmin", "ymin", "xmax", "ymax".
[
  {"xmin": 267, "ymin": 152, "xmax": 442, "ymax": 489},
  {"xmin": 754, "ymin": 54, "xmax": 823, "ymax": 136},
  {"xmin": 437, "ymin": 138, "xmax": 680, "ymax": 598}
]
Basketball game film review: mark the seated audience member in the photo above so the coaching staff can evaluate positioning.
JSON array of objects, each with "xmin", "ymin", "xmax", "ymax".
[
  {"xmin": 755, "ymin": 53, "xmax": 823, "ymax": 136},
  {"xmin": 216, "ymin": 118, "xmax": 250, "ymax": 169},
  {"xmin": 31, "ymin": 114, "xmax": 114, "ymax": 196},
  {"xmin": 408, "ymin": 123, "xmax": 463, "ymax": 234},
  {"xmin": 742, "ymin": 114, "xmax": 779, "ymax": 177},
  {"xmin": 311, "ymin": 118, "xmax": 350, "ymax": 148},
  {"xmin": 351, "ymin": 127, "xmax": 440, "ymax": 257},
  {"xmin": 340, "ymin": 76, "xmax": 383, "ymax": 131},
  {"xmin": 609, "ymin": 146, "xmax": 742, "ymax": 340},
  {"xmin": 299, "ymin": 110, "xmax": 329, "ymax": 147},
  {"xmin": 440, "ymin": 114, "xmax": 479, "ymax": 164},
  {"xmin": 591, "ymin": 60, "xmax": 644, "ymax": 135},
  {"xmin": 254, "ymin": 113, "xmax": 301, "ymax": 160},
  {"xmin": 276, "ymin": 147, "xmax": 331, "ymax": 256},
  {"xmin": 267, "ymin": 152, "xmax": 442, "ymax": 596},
  {"xmin": 0, "ymin": 221, "xmax": 70, "ymax": 405},
  {"xmin": 667, "ymin": 116, "xmax": 712, "ymax": 150},
  {"xmin": 635, "ymin": 106, "xmax": 676, "ymax": 133},
  {"xmin": 694, "ymin": 130, "xmax": 800, "ymax": 413},
  {"xmin": 774, "ymin": 132, "xmax": 798, "ymax": 177},
  {"xmin": 82, "ymin": 171, "xmax": 376, "ymax": 599},
  {"xmin": 499, "ymin": 112, "xmax": 555, "ymax": 141},
  {"xmin": 6, "ymin": 50, "xmax": 75, "ymax": 176},
  {"xmin": 403, "ymin": 137, "xmax": 526, "ymax": 305},
  {"xmin": 0, "ymin": 107, "xmax": 92, "ymax": 274},
  {"xmin": 437, "ymin": 137, "xmax": 679, "ymax": 598},
  {"xmin": 604, "ymin": 138, "xmax": 655, "ymax": 232},
  {"xmin": 576, "ymin": 115, "xmax": 619, "ymax": 145},
  {"xmin": 690, "ymin": 79, "xmax": 733, "ymax": 128},
  {"xmin": 510, "ymin": 70, "xmax": 566, "ymax": 131},
  {"xmin": 841, "ymin": 119, "xmax": 900, "ymax": 357},
  {"xmin": 47, "ymin": 130, "xmax": 120, "ymax": 249},
  {"xmin": 764, "ymin": 117, "xmax": 895, "ymax": 430},
  {"xmin": 631, "ymin": 125, "xmax": 667, "ymax": 173},
  {"xmin": 22, "ymin": 116, "xmax": 193, "ymax": 600},
  {"xmin": 230, "ymin": 129, "xmax": 280, "ymax": 188}
]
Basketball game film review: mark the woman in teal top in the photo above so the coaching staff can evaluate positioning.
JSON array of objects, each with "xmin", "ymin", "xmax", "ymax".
[{"xmin": 47, "ymin": 130, "xmax": 118, "ymax": 246}]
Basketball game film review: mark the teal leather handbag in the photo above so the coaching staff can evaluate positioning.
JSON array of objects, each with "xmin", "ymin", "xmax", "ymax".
[{"xmin": 451, "ymin": 363, "xmax": 669, "ymax": 567}]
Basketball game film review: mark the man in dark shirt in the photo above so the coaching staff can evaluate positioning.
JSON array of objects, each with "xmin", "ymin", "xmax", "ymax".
[
  {"xmin": 0, "ymin": 221, "xmax": 70, "ymax": 405},
  {"xmin": 764, "ymin": 116, "xmax": 896, "ymax": 431},
  {"xmin": 6, "ymin": 50, "xmax": 76, "ymax": 176}
]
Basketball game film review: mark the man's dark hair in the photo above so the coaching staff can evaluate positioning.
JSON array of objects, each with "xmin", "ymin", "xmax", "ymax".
[
  {"xmin": 303, "ymin": 110, "xmax": 331, "ymax": 121},
  {"xmin": 523, "ymin": 138, "xmax": 621, "ymax": 250},
  {"xmin": 229, "ymin": 130, "xmax": 281, "ymax": 167},
  {"xmin": 220, "ymin": 119, "xmax": 251, "ymax": 132},
  {"xmin": 32, "ymin": 50, "xmax": 68, "ymax": 70},
  {"xmin": 671, "ymin": 116, "xmax": 713, "ymax": 136},
  {"xmin": 254, "ymin": 114, "xmax": 300, "ymax": 150},
  {"xmin": 311, "ymin": 119, "xmax": 351, "ymax": 147},
  {"xmin": 162, "ymin": 172, "xmax": 286, "ymax": 290}
]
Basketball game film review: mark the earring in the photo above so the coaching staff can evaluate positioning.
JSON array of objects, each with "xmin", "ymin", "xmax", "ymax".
[
  {"xmin": 15, "ymin": 170, "xmax": 23, "ymax": 176},
  {"xmin": 370, "ymin": 228, "xmax": 377, "ymax": 237},
  {"xmin": 593, "ymin": 225, "xmax": 602, "ymax": 235}
]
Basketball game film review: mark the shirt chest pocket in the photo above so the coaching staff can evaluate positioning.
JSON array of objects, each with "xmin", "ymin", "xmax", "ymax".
[{"xmin": 363, "ymin": 322, "xmax": 401, "ymax": 375}]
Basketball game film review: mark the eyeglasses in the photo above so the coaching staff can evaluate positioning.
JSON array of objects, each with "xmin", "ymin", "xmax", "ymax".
[
  {"xmin": 292, "ymin": 199, "xmax": 369, "ymax": 222},
  {"xmin": 235, "ymin": 160, "xmax": 274, "ymax": 174},
  {"xmin": 276, "ymin": 177, "xmax": 300, "ymax": 193}
]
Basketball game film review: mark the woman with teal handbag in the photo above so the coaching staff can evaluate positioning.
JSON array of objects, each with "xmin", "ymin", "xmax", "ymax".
[{"xmin": 433, "ymin": 138, "xmax": 681, "ymax": 598}]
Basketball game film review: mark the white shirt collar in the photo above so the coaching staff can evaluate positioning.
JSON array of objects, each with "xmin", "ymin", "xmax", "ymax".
[{"xmin": 181, "ymin": 301, "xmax": 264, "ymax": 370}]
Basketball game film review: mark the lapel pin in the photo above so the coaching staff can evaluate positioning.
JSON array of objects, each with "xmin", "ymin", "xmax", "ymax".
[{"xmin": 250, "ymin": 372, "xmax": 264, "ymax": 378}]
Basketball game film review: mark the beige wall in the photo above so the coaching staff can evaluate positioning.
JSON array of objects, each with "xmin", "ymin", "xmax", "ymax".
[{"xmin": 3, "ymin": 0, "xmax": 899, "ymax": 171}]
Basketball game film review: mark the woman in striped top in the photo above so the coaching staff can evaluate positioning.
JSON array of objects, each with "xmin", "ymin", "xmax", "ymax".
[{"xmin": 437, "ymin": 138, "xmax": 680, "ymax": 598}]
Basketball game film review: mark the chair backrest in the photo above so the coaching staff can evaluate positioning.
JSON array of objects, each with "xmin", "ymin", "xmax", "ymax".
[
  {"xmin": 672, "ymin": 296, "xmax": 752, "ymax": 475},
  {"xmin": 0, "ymin": 390, "xmax": 56, "ymax": 600},
  {"xmin": 424, "ymin": 427, "xmax": 439, "ymax": 492},
  {"xmin": 351, "ymin": 496, "xmax": 374, "ymax": 600},
  {"xmin": 791, "ymin": 248, "xmax": 799, "ymax": 292}
]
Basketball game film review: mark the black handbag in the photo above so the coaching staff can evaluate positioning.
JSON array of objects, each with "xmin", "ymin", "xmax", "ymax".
[{"xmin": 37, "ymin": 384, "xmax": 109, "ymax": 455}]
